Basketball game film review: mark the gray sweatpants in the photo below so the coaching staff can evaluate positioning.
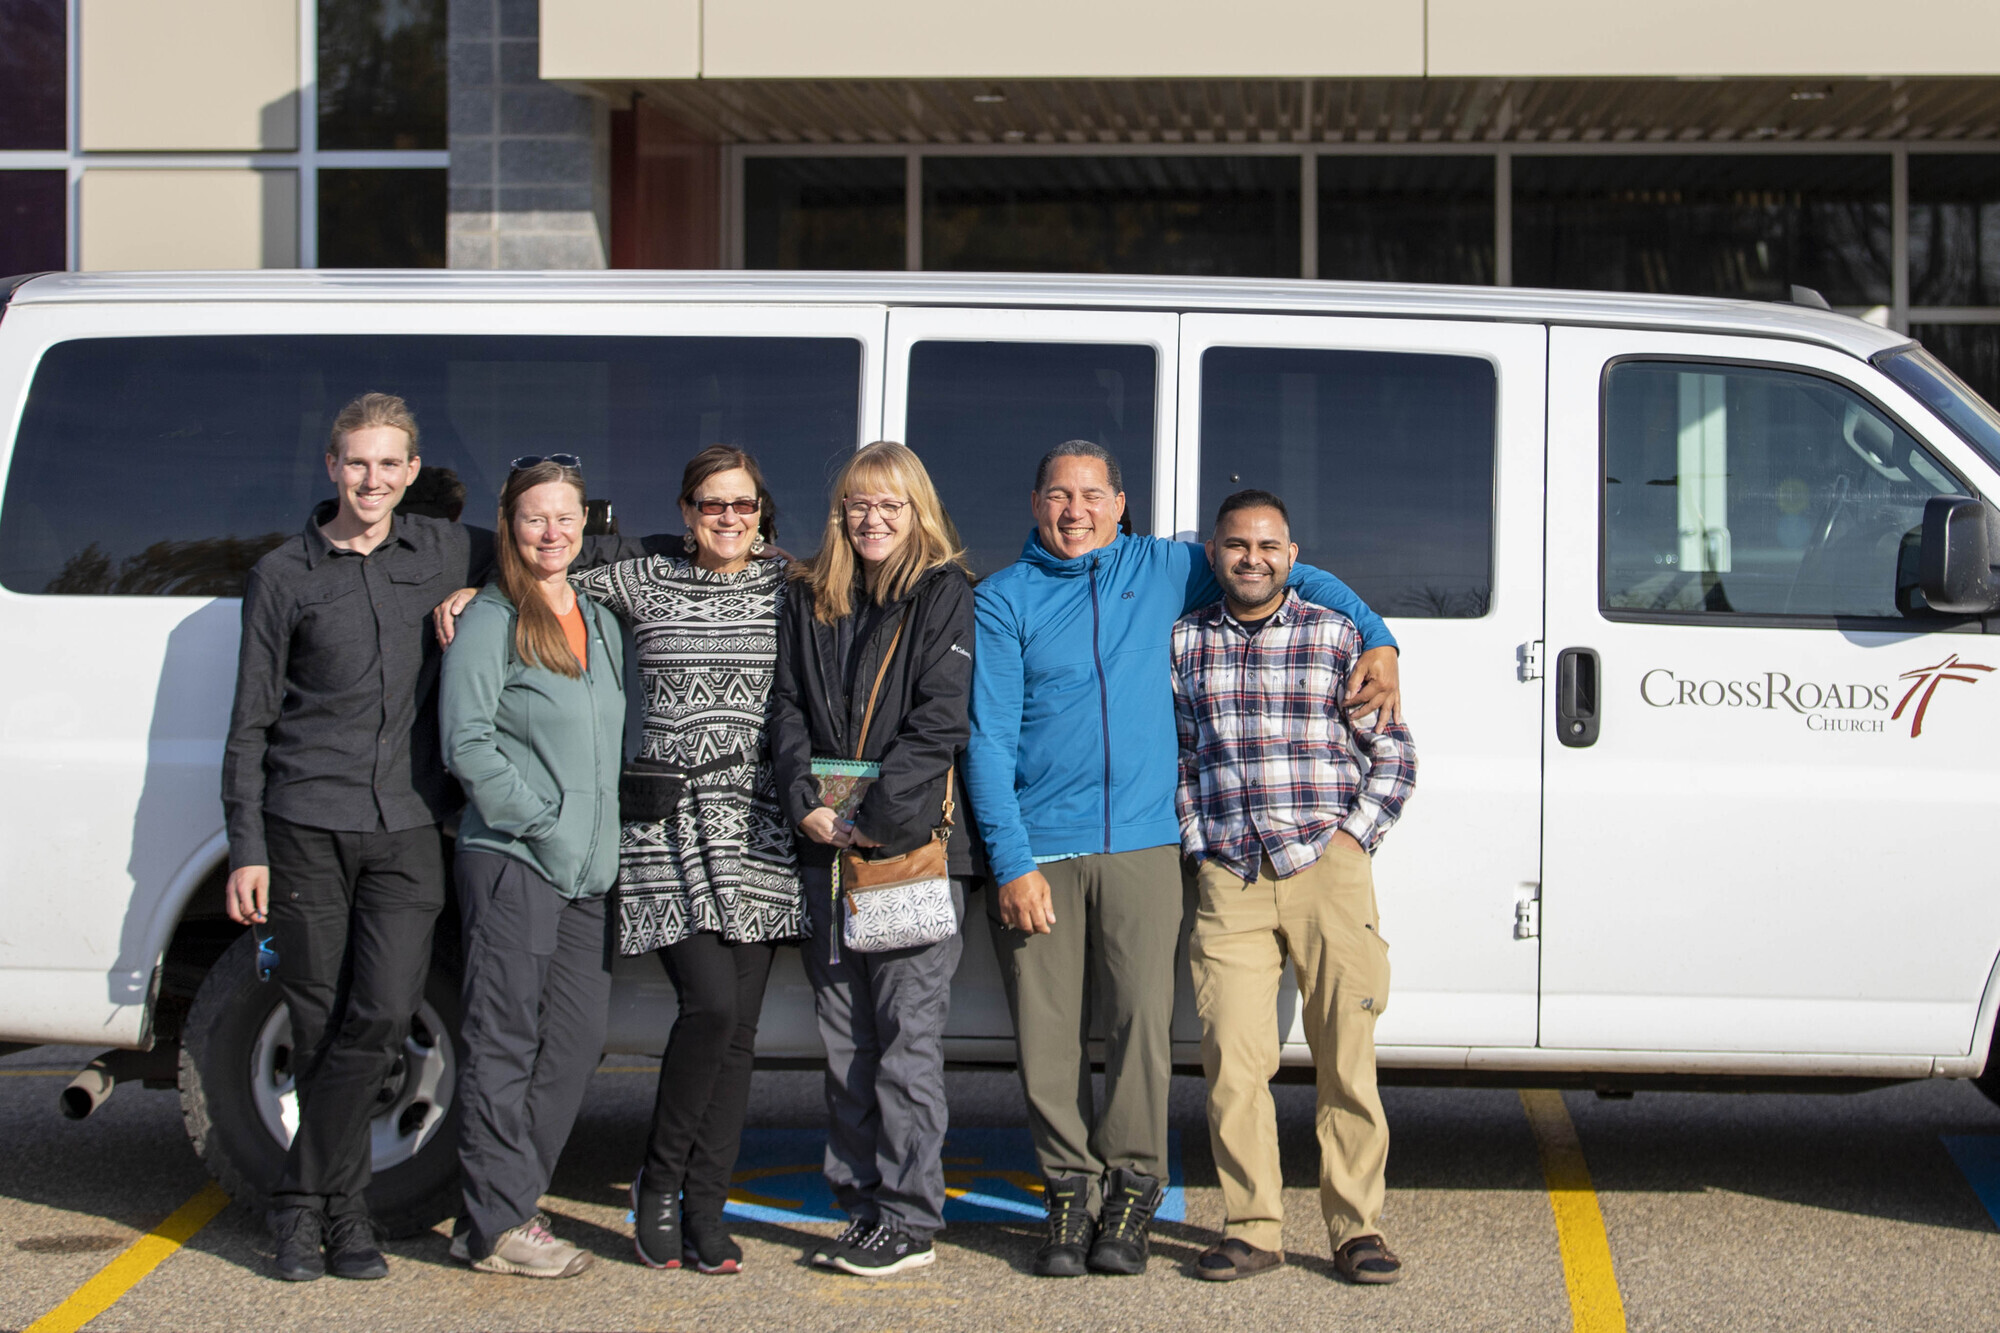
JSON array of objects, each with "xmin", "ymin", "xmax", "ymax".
[
  {"xmin": 802, "ymin": 864, "xmax": 965, "ymax": 1239},
  {"xmin": 454, "ymin": 851, "xmax": 613, "ymax": 1260},
  {"xmin": 989, "ymin": 845, "xmax": 1183, "ymax": 1212}
]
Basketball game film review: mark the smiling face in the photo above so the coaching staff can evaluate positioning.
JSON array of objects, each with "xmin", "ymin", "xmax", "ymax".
[
  {"xmin": 511, "ymin": 479, "xmax": 585, "ymax": 580},
  {"xmin": 1207, "ymin": 504, "xmax": 1296, "ymax": 619},
  {"xmin": 326, "ymin": 424, "xmax": 418, "ymax": 529},
  {"xmin": 1032, "ymin": 455, "xmax": 1125, "ymax": 561},
  {"xmin": 843, "ymin": 486, "xmax": 913, "ymax": 569},
  {"xmin": 679, "ymin": 466, "xmax": 761, "ymax": 572}
]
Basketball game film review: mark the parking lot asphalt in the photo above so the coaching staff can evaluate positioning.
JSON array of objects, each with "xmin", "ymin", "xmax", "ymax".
[{"xmin": 7, "ymin": 1042, "xmax": 2000, "ymax": 1332}]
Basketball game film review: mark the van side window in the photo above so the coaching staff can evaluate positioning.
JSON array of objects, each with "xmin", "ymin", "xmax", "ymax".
[
  {"xmin": 1603, "ymin": 361, "xmax": 1958, "ymax": 620},
  {"xmin": 905, "ymin": 341, "xmax": 1156, "ymax": 577},
  {"xmin": 1198, "ymin": 346, "xmax": 1497, "ymax": 618},
  {"xmin": 0, "ymin": 335, "xmax": 864, "ymax": 596}
]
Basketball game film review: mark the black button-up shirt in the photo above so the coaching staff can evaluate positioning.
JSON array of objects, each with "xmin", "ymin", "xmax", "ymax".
[{"xmin": 222, "ymin": 504, "xmax": 493, "ymax": 869}]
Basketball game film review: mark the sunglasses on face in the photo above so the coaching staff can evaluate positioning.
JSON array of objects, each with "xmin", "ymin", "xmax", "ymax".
[
  {"xmin": 508, "ymin": 453, "xmax": 584, "ymax": 472},
  {"xmin": 694, "ymin": 498, "xmax": 761, "ymax": 516}
]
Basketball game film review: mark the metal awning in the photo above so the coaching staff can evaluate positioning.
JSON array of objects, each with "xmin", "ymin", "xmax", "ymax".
[{"xmin": 575, "ymin": 76, "xmax": 2000, "ymax": 146}]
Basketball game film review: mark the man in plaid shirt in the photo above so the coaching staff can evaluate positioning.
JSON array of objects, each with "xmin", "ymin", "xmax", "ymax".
[{"xmin": 1170, "ymin": 489, "xmax": 1417, "ymax": 1286}]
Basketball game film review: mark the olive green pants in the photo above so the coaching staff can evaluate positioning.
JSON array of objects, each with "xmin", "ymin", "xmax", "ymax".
[
  {"xmin": 989, "ymin": 845, "xmax": 1182, "ymax": 1209},
  {"xmin": 1190, "ymin": 846, "xmax": 1391, "ymax": 1251}
]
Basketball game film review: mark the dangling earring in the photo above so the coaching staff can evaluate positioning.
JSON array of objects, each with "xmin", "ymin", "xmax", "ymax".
[
  {"xmin": 750, "ymin": 533, "xmax": 766, "ymax": 556},
  {"xmin": 683, "ymin": 531, "xmax": 697, "ymax": 554}
]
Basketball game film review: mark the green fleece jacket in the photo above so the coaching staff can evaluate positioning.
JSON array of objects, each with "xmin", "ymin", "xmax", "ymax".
[{"xmin": 440, "ymin": 585, "xmax": 625, "ymax": 899}]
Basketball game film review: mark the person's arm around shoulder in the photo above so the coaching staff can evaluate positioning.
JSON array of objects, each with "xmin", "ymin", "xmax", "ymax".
[
  {"xmin": 1170, "ymin": 617, "xmax": 1208, "ymax": 868},
  {"xmin": 965, "ymin": 579, "xmax": 1056, "ymax": 933},
  {"xmin": 220, "ymin": 562, "xmax": 292, "ymax": 925},
  {"xmin": 440, "ymin": 594, "xmax": 561, "ymax": 840},
  {"xmin": 1286, "ymin": 561, "xmax": 1401, "ymax": 724},
  {"xmin": 1335, "ymin": 616, "xmax": 1418, "ymax": 852},
  {"xmin": 852, "ymin": 570, "xmax": 975, "ymax": 851}
]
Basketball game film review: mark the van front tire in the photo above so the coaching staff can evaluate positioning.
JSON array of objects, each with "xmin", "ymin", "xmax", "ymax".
[{"xmin": 178, "ymin": 930, "xmax": 465, "ymax": 1238}]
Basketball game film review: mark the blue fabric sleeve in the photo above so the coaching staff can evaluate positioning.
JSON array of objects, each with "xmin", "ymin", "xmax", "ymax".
[
  {"xmin": 964, "ymin": 585, "xmax": 1036, "ymax": 886},
  {"xmin": 1287, "ymin": 561, "xmax": 1396, "ymax": 652}
]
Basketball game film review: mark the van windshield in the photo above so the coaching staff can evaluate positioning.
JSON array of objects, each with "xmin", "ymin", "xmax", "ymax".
[{"xmin": 1874, "ymin": 345, "xmax": 2000, "ymax": 475}]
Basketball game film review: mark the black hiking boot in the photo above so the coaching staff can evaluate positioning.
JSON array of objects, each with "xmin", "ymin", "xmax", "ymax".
[
  {"xmin": 1087, "ymin": 1167, "xmax": 1164, "ymax": 1275},
  {"xmin": 325, "ymin": 1212, "xmax": 388, "ymax": 1280},
  {"xmin": 1033, "ymin": 1175, "xmax": 1096, "ymax": 1277},
  {"xmin": 268, "ymin": 1205, "xmax": 326, "ymax": 1282}
]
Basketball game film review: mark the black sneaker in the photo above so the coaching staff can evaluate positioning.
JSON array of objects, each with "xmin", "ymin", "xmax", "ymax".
[
  {"xmin": 681, "ymin": 1213, "xmax": 743, "ymax": 1275},
  {"xmin": 630, "ymin": 1166, "xmax": 682, "ymax": 1270},
  {"xmin": 268, "ymin": 1205, "xmax": 326, "ymax": 1282},
  {"xmin": 325, "ymin": 1213, "xmax": 388, "ymax": 1280},
  {"xmin": 812, "ymin": 1217, "xmax": 876, "ymax": 1268},
  {"xmin": 831, "ymin": 1223, "xmax": 935, "ymax": 1277},
  {"xmin": 1087, "ymin": 1167, "xmax": 1164, "ymax": 1275},
  {"xmin": 1033, "ymin": 1175, "xmax": 1096, "ymax": 1278}
]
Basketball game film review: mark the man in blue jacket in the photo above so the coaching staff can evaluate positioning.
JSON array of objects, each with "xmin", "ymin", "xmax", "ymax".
[{"xmin": 966, "ymin": 440, "xmax": 1399, "ymax": 1278}]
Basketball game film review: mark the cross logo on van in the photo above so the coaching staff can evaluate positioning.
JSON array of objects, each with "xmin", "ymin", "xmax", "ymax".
[{"xmin": 1892, "ymin": 654, "xmax": 1995, "ymax": 738}]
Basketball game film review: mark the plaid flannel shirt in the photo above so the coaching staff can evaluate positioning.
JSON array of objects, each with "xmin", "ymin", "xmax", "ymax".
[{"xmin": 1171, "ymin": 591, "xmax": 1417, "ymax": 882}]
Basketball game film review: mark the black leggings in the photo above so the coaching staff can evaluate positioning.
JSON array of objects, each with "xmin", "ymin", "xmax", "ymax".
[{"xmin": 644, "ymin": 933, "xmax": 776, "ymax": 1221}]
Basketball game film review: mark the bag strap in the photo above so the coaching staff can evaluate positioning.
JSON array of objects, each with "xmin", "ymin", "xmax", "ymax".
[{"xmin": 852, "ymin": 610, "xmax": 910, "ymax": 760}]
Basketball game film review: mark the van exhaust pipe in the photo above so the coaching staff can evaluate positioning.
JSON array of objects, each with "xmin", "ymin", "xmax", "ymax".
[{"xmin": 59, "ymin": 1047, "xmax": 179, "ymax": 1120}]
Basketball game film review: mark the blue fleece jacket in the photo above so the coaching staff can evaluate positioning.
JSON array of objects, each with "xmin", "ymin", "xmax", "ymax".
[{"xmin": 965, "ymin": 530, "xmax": 1395, "ymax": 886}]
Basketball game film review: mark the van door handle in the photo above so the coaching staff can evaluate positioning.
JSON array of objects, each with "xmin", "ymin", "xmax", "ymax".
[{"xmin": 1555, "ymin": 647, "xmax": 1601, "ymax": 748}]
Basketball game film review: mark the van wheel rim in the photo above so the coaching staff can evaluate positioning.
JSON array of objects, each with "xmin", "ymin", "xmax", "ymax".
[{"xmin": 248, "ymin": 1000, "xmax": 456, "ymax": 1173}]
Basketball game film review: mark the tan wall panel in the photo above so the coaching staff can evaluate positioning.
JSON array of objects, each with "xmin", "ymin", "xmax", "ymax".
[
  {"xmin": 81, "ymin": 171, "xmax": 299, "ymax": 270},
  {"xmin": 697, "ymin": 0, "xmax": 1423, "ymax": 79},
  {"xmin": 1429, "ymin": 0, "xmax": 2000, "ymax": 76},
  {"xmin": 82, "ymin": 0, "xmax": 298, "ymax": 149},
  {"xmin": 543, "ymin": 0, "xmax": 700, "ymax": 79}
]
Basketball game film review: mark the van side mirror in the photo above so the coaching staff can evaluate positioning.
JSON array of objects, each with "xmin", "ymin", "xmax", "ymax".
[{"xmin": 1919, "ymin": 495, "xmax": 2000, "ymax": 614}]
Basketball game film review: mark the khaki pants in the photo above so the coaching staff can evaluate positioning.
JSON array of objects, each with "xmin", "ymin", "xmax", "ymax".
[{"xmin": 1189, "ymin": 846, "xmax": 1390, "ymax": 1252}]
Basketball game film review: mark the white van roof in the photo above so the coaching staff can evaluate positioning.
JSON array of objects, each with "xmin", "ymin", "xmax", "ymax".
[{"xmin": 6, "ymin": 269, "xmax": 1913, "ymax": 362}]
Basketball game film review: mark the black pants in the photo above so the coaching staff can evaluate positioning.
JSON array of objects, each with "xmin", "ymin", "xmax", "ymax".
[
  {"xmin": 644, "ymin": 932, "xmax": 776, "ymax": 1224},
  {"xmin": 455, "ymin": 851, "xmax": 613, "ymax": 1259},
  {"xmin": 265, "ymin": 815, "xmax": 446, "ymax": 1217}
]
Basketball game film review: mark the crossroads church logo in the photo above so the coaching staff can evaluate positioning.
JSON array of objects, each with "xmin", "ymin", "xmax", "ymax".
[{"xmin": 1892, "ymin": 654, "xmax": 1996, "ymax": 738}]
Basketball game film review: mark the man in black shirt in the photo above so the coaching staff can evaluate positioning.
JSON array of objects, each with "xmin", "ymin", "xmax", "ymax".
[{"xmin": 222, "ymin": 393, "xmax": 491, "ymax": 1282}]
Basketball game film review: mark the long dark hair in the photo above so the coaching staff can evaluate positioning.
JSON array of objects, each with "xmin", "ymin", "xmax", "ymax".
[
  {"xmin": 495, "ymin": 460, "xmax": 586, "ymax": 678},
  {"xmin": 680, "ymin": 445, "xmax": 778, "ymax": 545}
]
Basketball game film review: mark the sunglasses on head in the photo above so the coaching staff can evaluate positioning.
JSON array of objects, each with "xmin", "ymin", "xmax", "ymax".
[
  {"xmin": 509, "ymin": 453, "xmax": 583, "ymax": 472},
  {"xmin": 694, "ymin": 498, "xmax": 761, "ymax": 516}
]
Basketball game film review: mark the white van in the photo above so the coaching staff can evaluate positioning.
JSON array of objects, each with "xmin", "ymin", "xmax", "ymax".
[{"xmin": 2, "ymin": 269, "xmax": 1997, "ymax": 1232}]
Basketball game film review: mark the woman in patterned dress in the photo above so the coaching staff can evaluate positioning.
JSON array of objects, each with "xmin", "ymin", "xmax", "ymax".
[{"xmin": 568, "ymin": 445, "xmax": 801, "ymax": 1276}]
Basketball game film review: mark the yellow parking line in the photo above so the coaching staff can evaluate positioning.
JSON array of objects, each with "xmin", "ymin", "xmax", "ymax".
[
  {"xmin": 1520, "ymin": 1090, "xmax": 1628, "ymax": 1333},
  {"xmin": 24, "ymin": 1182, "xmax": 230, "ymax": 1333}
]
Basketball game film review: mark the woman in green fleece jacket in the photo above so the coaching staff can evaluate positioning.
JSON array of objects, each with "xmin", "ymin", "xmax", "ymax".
[{"xmin": 440, "ymin": 457, "xmax": 624, "ymax": 1281}]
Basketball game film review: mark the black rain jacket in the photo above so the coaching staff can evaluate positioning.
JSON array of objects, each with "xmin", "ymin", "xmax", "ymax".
[{"xmin": 769, "ymin": 563, "xmax": 981, "ymax": 875}]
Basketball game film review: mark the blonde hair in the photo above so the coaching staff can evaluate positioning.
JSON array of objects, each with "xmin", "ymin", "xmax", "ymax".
[
  {"xmin": 328, "ymin": 392, "xmax": 420, "ymax": 459},
  {"xmin": 798, "ymin": 441, "xmax": 968, "ymax": 624},
  {"xmin": 494, "ymin": 460, "xmax": 586, "ymax": 678}
]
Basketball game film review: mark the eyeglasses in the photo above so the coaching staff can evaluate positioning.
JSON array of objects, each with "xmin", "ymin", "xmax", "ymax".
[
  {"xmin": 509, "ymin": 453, "xmax": 583, "ymax": 472},
  {"xmin": 843, "ymin": 498, "xmax": 908, "ymax": 521},
  {"xmin": 694, "ymin": 498, "xmax": 761, "ymax": 516}
]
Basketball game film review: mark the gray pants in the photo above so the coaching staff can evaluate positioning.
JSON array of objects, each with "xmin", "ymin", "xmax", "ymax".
[
  {"xmin": 802, "ymin": 864, "xmax": 965, "ymax": 1239},
  {"xmin": 989, "ymin": 845, "xmax": 1182, "ymax": 1210},
  {"xmin": 454, "ymin": 851, "xmax": 612, "ymax": 1260}
]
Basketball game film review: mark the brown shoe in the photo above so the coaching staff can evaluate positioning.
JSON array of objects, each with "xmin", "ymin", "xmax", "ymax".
[
  {"xmin": 1332, "ymin": 1234, "xmax": 1401, "ymax": 1285},
  {"xmin": 1195, "ymin": 1237, "xmax": 1284, "ymax": 1281}
]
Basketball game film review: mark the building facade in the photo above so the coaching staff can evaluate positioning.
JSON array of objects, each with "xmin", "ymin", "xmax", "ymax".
[{"xmin": 5, "ymin": 0, "xmax": 2000, "ymax": 394}]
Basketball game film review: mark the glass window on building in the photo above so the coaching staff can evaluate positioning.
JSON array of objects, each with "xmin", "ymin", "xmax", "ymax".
[
  {"xmin": 0, "ymin": 335, "xmax": 864, "ymax": 594},
  {"xmin": 1198, "ymin": 347, "xmax": 1497, "ymax": 618},
  {"xmin": 1603, "ymin": 361, "xmax": 1957, "ymax": 620},
  {"xmin": 318, "ymin": 0, "xmax": 447, "ymax": 150},
  {"xmin": 1513, "ymin": 155, "xmax": 1892, "ymax": 307},
  {"xmin": 904, "ymin": 341, "xmax": 1157, "ymax": 576},
  {"xmin": 0, "ymin": 172, "xmax": 66, "ymax": 274},
  {"xmin": 0, "ymin": 0, "xmax": 65, "ymax": 151},
  {"xmin": 744, "ymin": 157, "xmax": 906, "ymax": 270},
  {"xmin": 1909, "ymin": 155, "xmax": 2000, "ymax": 308},
  {"xmin": 923, "ymin": 156, "xmax": 1300, "ymax": 278},
  {"xmin": 1318, "ymin": 156, "xmax": 1495, "ymax": 286},
  {"xmin": 318, "ymin": 168, "xmax": 446, "ymax": 267}
]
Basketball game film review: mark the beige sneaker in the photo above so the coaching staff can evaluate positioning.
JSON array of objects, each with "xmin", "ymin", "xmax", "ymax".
[{"xmin": 471, "ymin": 1220, "xmax": 593, "ymax": 1278}]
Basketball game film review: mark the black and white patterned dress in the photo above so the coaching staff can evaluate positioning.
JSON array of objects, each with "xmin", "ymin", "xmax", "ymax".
[{"xmin": 570, "ymin": 555, "xmax": 802, "ymax": 954}]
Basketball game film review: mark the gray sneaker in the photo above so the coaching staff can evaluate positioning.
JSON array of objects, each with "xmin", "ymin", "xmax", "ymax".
[
  {"xmin": 451, "ymin": 1212, "xmax": 549, "ymax": 1265},
  {"xmin": 471, "ymin": 1219, "xmax": 592, "ymax": 1279}
]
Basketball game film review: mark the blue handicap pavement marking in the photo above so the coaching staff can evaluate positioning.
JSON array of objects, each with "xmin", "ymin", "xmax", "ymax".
[
  {"xmin": 1942, "ymin": 1134, "xmax": 2000, "ymax": 1228},
  {"xmin": 718, "ymin": 1127, "xmax": 1185, "ymax": 1225}
]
